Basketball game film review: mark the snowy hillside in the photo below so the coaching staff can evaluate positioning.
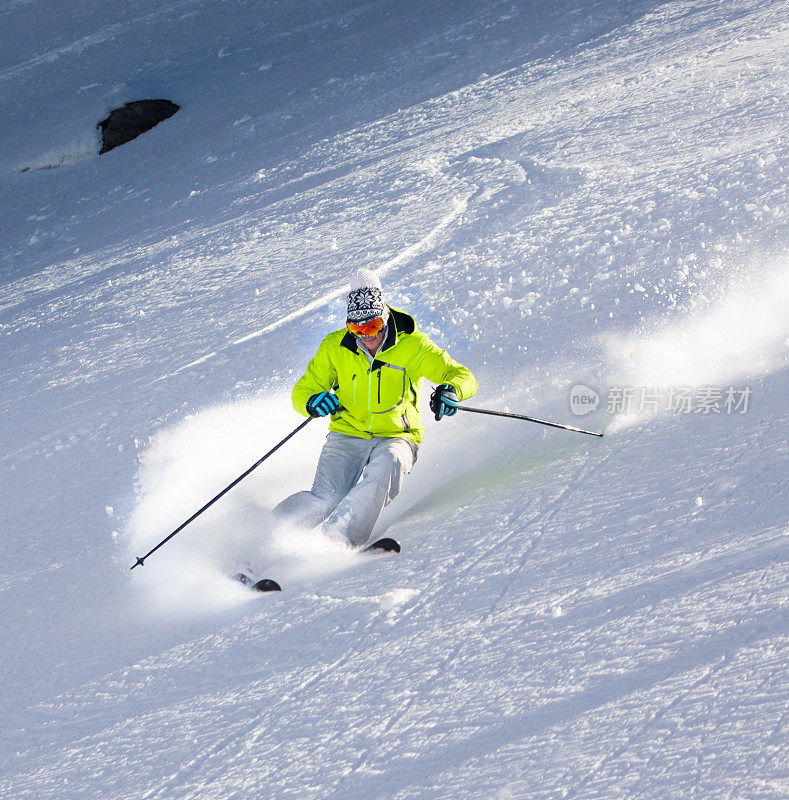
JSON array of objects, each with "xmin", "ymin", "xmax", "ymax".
[{"xmin": 1, "ymin": 0, "xmax": 787, "ymax": 797}]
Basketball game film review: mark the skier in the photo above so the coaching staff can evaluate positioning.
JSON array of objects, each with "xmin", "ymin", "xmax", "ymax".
[{"xmin": 273, "ymin": 269, "xmax": 477, "ymax": 548}]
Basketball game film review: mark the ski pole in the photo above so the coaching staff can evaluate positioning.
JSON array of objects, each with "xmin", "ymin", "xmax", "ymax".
[
  {"xmin": 456, "ymin": 404, "xmax": 603, "ymax": 437},
  {"xmin": 130, "ymin": 416, "xmax": 313, "ymax": 569}
]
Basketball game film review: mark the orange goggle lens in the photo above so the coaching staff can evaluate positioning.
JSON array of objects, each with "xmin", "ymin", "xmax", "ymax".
[{"xmin": 346, "ymin": 316, "xmax": 385, "ymax": 338}]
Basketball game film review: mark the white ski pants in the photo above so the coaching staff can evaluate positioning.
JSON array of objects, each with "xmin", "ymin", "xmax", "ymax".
[{"xmin": 273, "ymin": 432, "xmax": 417, "ymax": 547}]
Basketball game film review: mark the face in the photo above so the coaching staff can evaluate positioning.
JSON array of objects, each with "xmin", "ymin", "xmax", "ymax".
[
  {"xmin": 346, "ymin": 314, "xmax": 386, "ymax": 351},
  {"xmin": 358, "ymin": 329, "xmax": 385, "ymax": 351}
]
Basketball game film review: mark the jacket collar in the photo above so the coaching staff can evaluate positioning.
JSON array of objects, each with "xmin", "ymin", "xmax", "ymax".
[{"xmin": 340, "ymin": 306, "xmax": 415, "ymax": 354}]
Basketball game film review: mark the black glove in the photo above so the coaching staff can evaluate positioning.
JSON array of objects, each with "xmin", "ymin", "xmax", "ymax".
[
  {"xmin": 430, "ymin": 384, "xmax": 460, "ymax": 421},
  {"xmin": 306, "ymin": 391, "xmax": 340, "ymax": 418}
]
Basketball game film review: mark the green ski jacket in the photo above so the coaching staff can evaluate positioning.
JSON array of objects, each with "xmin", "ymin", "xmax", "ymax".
[{"xmin": 292, "ymin": 308, "xmax": 477, "ymax": 445}]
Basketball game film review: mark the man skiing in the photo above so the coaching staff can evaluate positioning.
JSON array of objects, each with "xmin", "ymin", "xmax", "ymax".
[{"xmin": 273, "ymin": 269, "xmax": 477, "ymax": 549}]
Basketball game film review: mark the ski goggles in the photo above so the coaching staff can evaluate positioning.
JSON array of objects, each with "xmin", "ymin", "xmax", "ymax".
[{"xmin": 346, "ymin": 315, "xmax": 385, "ymax": 339}]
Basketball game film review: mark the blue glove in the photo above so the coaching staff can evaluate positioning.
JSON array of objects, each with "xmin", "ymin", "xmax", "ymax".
[
  {"xmin": 430, "ymin": 384, "xmax": 460, "ymax": 421},
  {"xmin": 306, "ymin": 391, "xmax": 340, "ymax": 418}
]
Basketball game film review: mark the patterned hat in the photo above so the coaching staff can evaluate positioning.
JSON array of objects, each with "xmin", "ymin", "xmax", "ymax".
[{"xmin": 346, "ymin": 269, "xmax": 390, "ymax": 323}]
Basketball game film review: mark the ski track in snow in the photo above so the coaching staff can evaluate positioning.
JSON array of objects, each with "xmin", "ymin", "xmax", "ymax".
[
  {"xmin": 1, "ymin": 0, "xmax": 788, "ymax": 798},
  {"xmin": 330, "ymin": 443, "xmax": 618, "ymax": 793},
  {"xmin": 155, "ymin": 190, "xmax": 476, "ymax": 381}
]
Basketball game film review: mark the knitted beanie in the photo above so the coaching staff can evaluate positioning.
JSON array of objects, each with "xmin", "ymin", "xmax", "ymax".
[{"xmin": 346, "ymin": 268, "xmax": 389, "ymax": 323}]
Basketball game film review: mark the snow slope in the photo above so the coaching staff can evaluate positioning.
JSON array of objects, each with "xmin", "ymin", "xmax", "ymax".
[{"xmin": 1, "ymin": 0, "xmax": 787, "ymax": 798}]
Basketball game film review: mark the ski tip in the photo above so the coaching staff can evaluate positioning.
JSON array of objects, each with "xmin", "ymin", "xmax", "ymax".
[
  {"xmin": 364, "ymin": 537, "xmax": 401, "ymax": 554},
  {"xmin": 253, "ymin": 578, "xmax": 282, "ymax": 593}
]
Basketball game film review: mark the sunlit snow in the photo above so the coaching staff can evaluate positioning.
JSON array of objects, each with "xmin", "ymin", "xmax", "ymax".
[{"xmin": 1, "ymin": 1, "xmax": 786, "ymax": 798}]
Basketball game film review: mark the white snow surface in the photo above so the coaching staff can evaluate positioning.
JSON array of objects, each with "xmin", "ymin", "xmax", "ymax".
[{"xmin": 1, "ymin": 0, "xmax": 787, "ymax": 798}]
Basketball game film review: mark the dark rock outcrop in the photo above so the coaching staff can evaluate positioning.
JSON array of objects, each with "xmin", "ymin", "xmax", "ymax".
[{"xmin": 98, "ymin": 99, "xmax": 180, "ymax": 154}]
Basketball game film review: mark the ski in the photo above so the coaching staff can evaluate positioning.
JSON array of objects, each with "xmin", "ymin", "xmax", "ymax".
[
  {"xmin": 232, "ymin": 538, "xmax": 399, "ymax": 593},
  {"xmin": 363, "ymin": 537, "xmax": 401, "ymax": 554},
  {"xmin": 253, "ymin": 578, "xmax": 282, "ymax": 592},
  {"xmin": 233, "ymin": 572, "xmax": 282, "ymax": 593}
]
